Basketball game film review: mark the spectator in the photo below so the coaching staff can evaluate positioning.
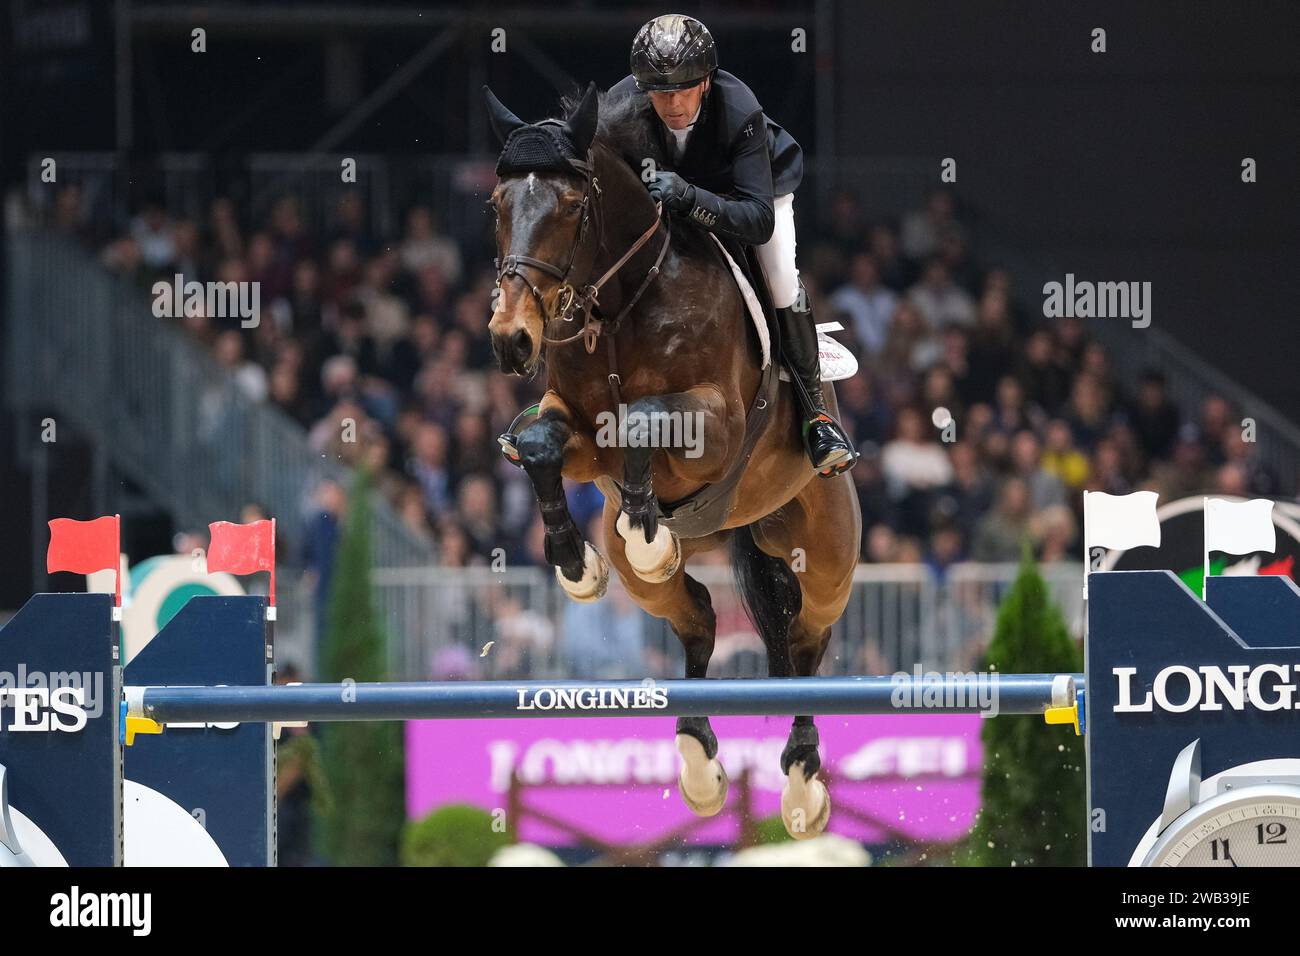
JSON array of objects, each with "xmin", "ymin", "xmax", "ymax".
[
  {"xmin": 830, "ymin": 252, "xmax": 898, "ymax": 357},
  {"xmin": 925, "ymin": 523, "xmax": 965, "ymax": 580},
  {"xmin": 882, "ymin": 406, "xmax": 954, "ymax": 497},
  {"xmin": 1213, "ymin": 462, "xmax": 1250, "ymax": 497},
  {"xmin": 1089, "ymin": 437, "xmax": 1133, "ymax": 496},
  {"xmin": 937, "ymin": 441, "xmax": 995, "ymax": 538},
  {"xmin": 992, "ymin": 375, "xmax": 1040, "ymax": 436},
  {"xmin": 1041, "ymin": 419, "xmax": 1090, "ymax": 492},
  {"xmin": 214, "ymin": 330, "xmax": 268, "ymax": 403},
  {"xmin": 837, "ymin": 372, "xmax": 893, "ymax": 448},
  {"xmin": 400, "ymin": 206, "xmax": 464, "ymax": 286},
  {"xmin": 129, "ymin": 200, "xmax": 177, "ymax": 270},
  {"xmin": 825, "ymin": 188, "xmax": 869, "ymax": 259},
  {"xmin": 1030, "ymin": 504, "xmax": 1077, "ymax": 562},
  {"xmin": 1127, "ymin": 369, "xmax": 1180, "ymax": 461},
  {"xmin": 878, "ymin": 301, "xmax": 940, "ymax": 377},
  {"xmin": 329, "ymin": 192, "xmax": 378, "ymax": 257},
  {"xmin": 869, "ymin": 223, "xmax": 914, "ymax": 291},
  {"xmin": 1222, "ymin": 429, "xmax": 1278, "ymax": 495},
  {"xmin": 882, "ymin": 406, "xmax": 954, "ymax": 535},
  {"xmin": 907, "ymin": 258, "xmax": 977, "ymax": 330},
  {"xmin": 971, "ymin": 477, "xmax": 1033, "ymax": 561},
  {"xmin": 1017, "ymin": 329, "xmax": 1072, "ymax": 414},
  {"xmin": 456, "ymin": 474, "xmax": 502, "ymax": 560},
  {"xmin": 1198, "ymin": 395, "xmax": 1234, "ymax": 467},
  {"xmin": 851, "ymin": 445, "xmax": 896, "ymax": 547},
  {"xmin": 1149, "ymin": 428, "xmax": 1213, "ymax": 500},
  {"xmin": 407, "ymin": 422, "xmax": 453, "ymax": 518},
  {"xmin": 1010, "ymin": 429, "xmax": 1067, "ymax": 510},
  {"xmin": 965, "ymin": 287, "xmax": 1017, "ymax": 404},
  {"xmin": 302, "ymin": 479, "xmax": 346, "ymax": 664},
  {"xmin": 901, "ymin": 189, "xmax": 963, "ymax": 262},
  {"xmin": 205, "ymin": 197, "xmax": 244, "ymax": 265},
  {"xmin": 1065, "ymin": 373, "xmax": 1112, "ymax": 452}
]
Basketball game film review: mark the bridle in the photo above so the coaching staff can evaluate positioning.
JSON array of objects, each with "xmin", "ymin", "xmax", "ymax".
[{"xmin": 493, "ymin": 133, "xmax": 671, "ymax": 356}]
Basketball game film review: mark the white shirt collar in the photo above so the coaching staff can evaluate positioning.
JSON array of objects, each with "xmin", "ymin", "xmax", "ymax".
[{"xmin": 665, "ymin": 103, "xmax": 702, "ymax": 157}]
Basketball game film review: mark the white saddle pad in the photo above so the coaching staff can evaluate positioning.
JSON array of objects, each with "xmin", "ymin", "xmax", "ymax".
[{"xmin": 707, "ymin": 235, "xmax": 858, "ymax": 383}]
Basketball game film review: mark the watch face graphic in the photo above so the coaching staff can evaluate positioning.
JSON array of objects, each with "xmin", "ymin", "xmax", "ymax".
[
  {"xmin": 1130, "ymin": 743, "xmax": 1300, "ymax": 867},
  {"xmin": 1143, "ymin": 786, "xmax": 1300, "ymax": 867}
]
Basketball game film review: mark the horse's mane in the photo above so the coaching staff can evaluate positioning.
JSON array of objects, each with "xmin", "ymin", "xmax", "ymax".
[
  {"xmin": 555, "ymin": 87, "xmax": 713, "ymax": 259},
  {"xmin": 557, "ymin": 88, "xmax": 667, "ymax": 171}
]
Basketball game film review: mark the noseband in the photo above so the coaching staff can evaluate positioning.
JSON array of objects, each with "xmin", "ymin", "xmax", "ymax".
[{"xmin": 493, "ymin": 133, "xmax": 671, "ymax": 354}]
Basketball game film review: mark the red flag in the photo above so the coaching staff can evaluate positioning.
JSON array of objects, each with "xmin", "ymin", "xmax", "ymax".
[
  {"xmin": 47, "ymin": 515, "xmax": 121, "ymax": 605},
  {"xmin": 208, "ymin": 519, "xmax": 276, "ymax": 605}
]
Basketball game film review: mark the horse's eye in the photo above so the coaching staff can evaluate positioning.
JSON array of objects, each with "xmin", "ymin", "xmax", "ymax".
[{"xmin": 568, "ymin": 201, "xmax": 583, "ymax": 214}]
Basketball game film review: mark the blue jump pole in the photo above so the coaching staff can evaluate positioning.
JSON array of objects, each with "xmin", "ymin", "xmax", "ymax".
[{"xmin": 129, "ymin": 673, "xmax": 1082, "ymax": 724}]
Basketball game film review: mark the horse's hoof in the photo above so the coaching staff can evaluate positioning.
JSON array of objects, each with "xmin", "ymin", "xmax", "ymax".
[
  {"xmin": 555, "ymin": 542, "xmax": 609, "ymax": 603},
  {"xmin": 676, "ymin": 733, "xmax": 729, "ymax": 817},
  {"xmin": 780, "ymin": 764, "xmax": 831, "ymax": 840},
  {"xmin": 617, "ymin": 513, "xmax": 680, "ymax": 583}
]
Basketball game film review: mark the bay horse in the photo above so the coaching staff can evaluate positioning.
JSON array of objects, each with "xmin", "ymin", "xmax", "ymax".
[{"xmin": 484, "ymin": 81, "xmax": 861, "ymax": 838}]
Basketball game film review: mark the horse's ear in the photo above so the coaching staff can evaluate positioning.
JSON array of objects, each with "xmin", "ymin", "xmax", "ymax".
[
  {"xmin": 565, "ymin": 81, "xmax": 599, "ymax": 156},
  {"xmin": 483, "ymin": 85, "xmax": 526, "ymax": 145}
]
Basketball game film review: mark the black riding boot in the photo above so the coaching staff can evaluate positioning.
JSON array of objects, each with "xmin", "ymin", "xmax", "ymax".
[{"xmin": 775, "ymin": 298, "xmax": 857, "ymax": 476}]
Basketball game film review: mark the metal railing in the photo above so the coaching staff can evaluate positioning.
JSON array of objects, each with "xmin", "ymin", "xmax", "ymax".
[
  {"xmin": 4, "ymin": 230, "xmax": 434, "ymax": 569},
  {"xmin": 366, "ymin": 561, "xmax": 1083, "ymax": 682}
]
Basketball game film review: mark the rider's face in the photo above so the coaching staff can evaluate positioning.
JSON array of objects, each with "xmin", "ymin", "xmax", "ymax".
[{"xmin": 648, "ymin": 76, "xmax": 709, "ymax": 130}]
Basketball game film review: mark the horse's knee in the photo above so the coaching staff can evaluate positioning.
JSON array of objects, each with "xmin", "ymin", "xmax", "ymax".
[{"xmin": 517, "ymin": 418, "xmax": 568, "ymax": 475}]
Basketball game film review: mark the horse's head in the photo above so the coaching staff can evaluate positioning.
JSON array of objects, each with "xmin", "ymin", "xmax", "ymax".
[{"xmin": 484, "ymin": 82, "xmax": 601, "ymax": 375}]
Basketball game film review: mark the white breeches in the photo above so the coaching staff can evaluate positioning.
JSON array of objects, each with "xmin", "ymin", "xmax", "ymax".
[{"xmin": 755, "ymin": 193, "xmax": 800, "ymax": 310}]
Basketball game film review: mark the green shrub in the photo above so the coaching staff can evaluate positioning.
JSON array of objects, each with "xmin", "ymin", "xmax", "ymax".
[
  {"xmin": 956, "ymin": 548, "xmax": 1086, "ymax": 866},
  {"xmin": 402, "ymin": 804, "xmax": 514, "ymax": 867},
  {"xmin": 312, "ymin": 469, "xmax": 406, "ymax": 866}
]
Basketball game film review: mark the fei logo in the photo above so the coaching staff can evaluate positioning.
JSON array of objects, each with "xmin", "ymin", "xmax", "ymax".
[
  {"xmin": 0, "ymin": 686, "xmax": 88, "ymax": 732},
  {"xmin": 1113, "ymin": 663, "xmax": 1300, "ymax": 714}
]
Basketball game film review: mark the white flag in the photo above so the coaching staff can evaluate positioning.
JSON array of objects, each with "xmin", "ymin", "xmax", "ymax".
[
  {"xmin": 1205, "ymin": 498, "xmax": 1275, "ymax": 556},
  {"xmin": 1084, "ymin": 490, "xmax": 1161, "ymax": 551}
]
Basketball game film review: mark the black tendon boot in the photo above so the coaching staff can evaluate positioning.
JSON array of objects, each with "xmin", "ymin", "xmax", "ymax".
[{"xmin": 775, "ymin": 294, "xmax": 857, "ymax": 477}]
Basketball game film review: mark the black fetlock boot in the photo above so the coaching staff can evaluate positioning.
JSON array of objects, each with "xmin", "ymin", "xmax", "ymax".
[{"xmin": 775, "ymin": 293, "xmax": 858, "ymax": 477}]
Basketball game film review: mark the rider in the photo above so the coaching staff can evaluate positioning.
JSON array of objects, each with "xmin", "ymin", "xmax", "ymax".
[{"xmin": 609, "ymin": 13, "xmax": 857, "ymax": 477}]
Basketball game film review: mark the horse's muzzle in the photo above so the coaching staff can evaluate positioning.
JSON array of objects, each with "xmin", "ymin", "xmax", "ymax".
[{"xmin": 492, "ymin": 329, "xmax": 534, "ymax": 375}]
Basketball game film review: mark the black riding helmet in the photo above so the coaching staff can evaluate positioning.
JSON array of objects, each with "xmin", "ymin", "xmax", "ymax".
[{"xmin": 630, "ymin": 14, "xmax": 718, "ymax": 92}]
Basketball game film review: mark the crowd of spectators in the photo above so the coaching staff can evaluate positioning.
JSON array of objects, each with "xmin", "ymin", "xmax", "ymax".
[{"xmin": 43, "ymin": 178, "xmax": 1290, "ymax": 588}]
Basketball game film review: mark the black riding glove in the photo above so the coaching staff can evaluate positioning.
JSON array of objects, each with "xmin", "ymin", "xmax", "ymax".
[{"xmin": 648, "ymin": 171, "xmax": 696, "ymax": 214}]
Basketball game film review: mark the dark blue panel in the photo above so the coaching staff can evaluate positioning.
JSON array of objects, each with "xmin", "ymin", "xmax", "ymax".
[
  {"xmin": 125, "ymin": 595, "xmax": 272, "ymax": 866},
  {"xmin": 1206, "ymin": 575, "xmax": 1300, "ymax": 649},
  {"xmin": 0, "ymin": 593, "xmax": 118, "ymax": 866},
  {"xmin": 1088, "ymin": 570, "xmax": 1300, "ymax": 866}
]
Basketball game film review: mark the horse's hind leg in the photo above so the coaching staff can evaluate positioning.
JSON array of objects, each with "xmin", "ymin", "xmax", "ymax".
[
  {"xmin": 518, "ymin": 404, "xmax": 608, "ymax": 602},
  {"xmin": 731, "ymin": 522, "xmax": 827, "ymax": 838},
  {"xmin": 749, "ymin": 476, "xmax": 860, "ymax": 839},
  {"xmin": 604, "ymin": 507, "xmax": 729, "ymax": 816}
]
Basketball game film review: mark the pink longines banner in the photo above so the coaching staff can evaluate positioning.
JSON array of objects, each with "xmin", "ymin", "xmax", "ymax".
[{"xmin": 406, "ymin": 714, "xmax": 983, "ymax": 846}]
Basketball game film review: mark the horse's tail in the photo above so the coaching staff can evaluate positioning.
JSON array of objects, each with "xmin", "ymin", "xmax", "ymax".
[{"xmin": 729, "ymin": 522, "xmax": 802, "ymax": 668}]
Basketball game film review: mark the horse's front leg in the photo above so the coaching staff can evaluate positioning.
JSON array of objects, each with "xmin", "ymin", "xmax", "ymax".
[
  {"xmin": 616, "ymin": 386, "xmax": 735, "ymax": 584},
  {"xmin": 518, "ymin": 396, "xmax": 608, "ymax": 603}
]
